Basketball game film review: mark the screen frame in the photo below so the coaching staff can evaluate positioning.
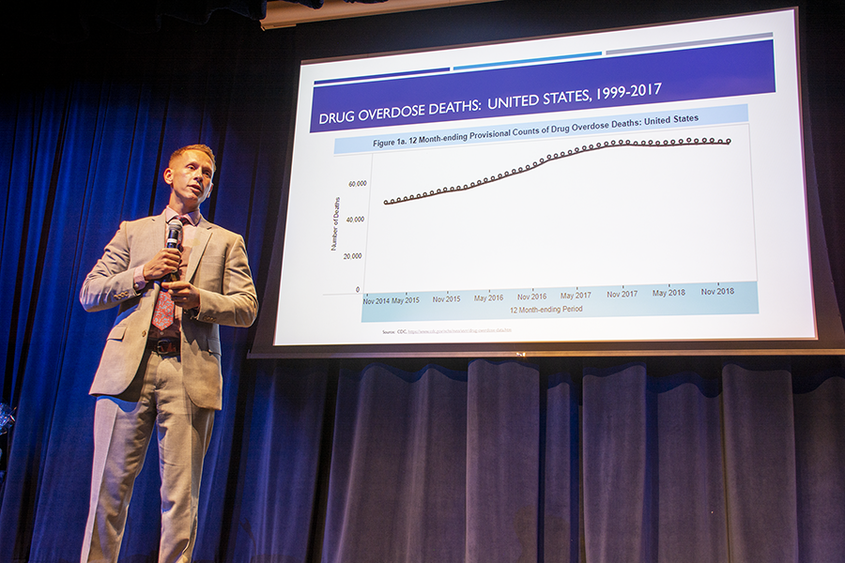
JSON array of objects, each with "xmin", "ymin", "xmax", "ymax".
[{"xmin": 249, "ymin": 6, "xmax": 845, "ymax": 359}]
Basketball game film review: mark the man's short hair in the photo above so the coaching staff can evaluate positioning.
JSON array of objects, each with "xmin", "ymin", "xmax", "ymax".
[{"xmin": 170, "ymin": 144, "xmax": 216, "ymax": 170}]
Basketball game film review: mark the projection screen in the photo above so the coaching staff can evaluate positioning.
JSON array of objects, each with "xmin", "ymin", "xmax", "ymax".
[{"xmin": 250, "ymin": 7, "xmax": 845, "ymax": 358}]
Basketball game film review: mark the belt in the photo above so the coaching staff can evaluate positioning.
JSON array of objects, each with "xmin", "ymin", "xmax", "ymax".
[{"xmin": 147, "ymin": 337, "xmax": 181, "ymax": 356}]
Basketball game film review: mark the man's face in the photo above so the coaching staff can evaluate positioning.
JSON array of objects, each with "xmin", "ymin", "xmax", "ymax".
[{"xmin": 163, "ymin": 149, "xmax": 215, "ymax": 212}]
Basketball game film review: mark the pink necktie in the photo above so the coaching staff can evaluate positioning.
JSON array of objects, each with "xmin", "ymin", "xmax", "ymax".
[{"xmin": 152, "ymin": 288, "xmax": 175, "ymax": 330}]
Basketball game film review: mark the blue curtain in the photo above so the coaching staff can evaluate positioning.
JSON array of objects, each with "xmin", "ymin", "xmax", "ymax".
[
  {"xmin": 314, "ymin": 359, "xmax": 845, "ymax": 563},
  {"xmin": 2, "ymin": 3, "xmax": 845, "ymax": 563}
]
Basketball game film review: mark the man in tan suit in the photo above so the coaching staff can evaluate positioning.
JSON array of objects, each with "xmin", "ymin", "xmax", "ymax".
[{"xmin": 79, "ymin": 144, "xmax": 258, "ymax": 562}]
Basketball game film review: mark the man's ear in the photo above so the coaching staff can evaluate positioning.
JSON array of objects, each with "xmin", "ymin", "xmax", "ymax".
[{"xmin": 163, "ymin": 167, "xmax": 174, "ymax": 185}]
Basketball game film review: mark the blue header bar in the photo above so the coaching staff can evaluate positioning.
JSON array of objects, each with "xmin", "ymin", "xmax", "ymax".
[
  {"xmin": 310, "ymin": 40, "xmax": 774, "ymax": 133},
  {"xmin": 454, "ymin": 50, "xmax": 603, "ymax": 71},
  {"xmin": 314, "ymin": 67, "xmax": 451, "ymax": 86}
]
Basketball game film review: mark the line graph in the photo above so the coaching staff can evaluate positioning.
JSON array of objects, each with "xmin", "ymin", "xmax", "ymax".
[
  {"xmin": 362, "ymin": 124, "xmax": 756, "ymax": 295},
  {"xmin": 383, "ymin": 136, "xmax": 733, "ymax": 205}
]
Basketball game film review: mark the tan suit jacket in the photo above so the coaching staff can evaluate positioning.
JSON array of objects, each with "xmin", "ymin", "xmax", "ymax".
[{"xmin": 80, "ymin": 211, "xmax": 258, "ymax": 410}]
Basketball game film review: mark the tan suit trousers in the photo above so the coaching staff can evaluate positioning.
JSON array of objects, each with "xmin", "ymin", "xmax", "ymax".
[{"xmin": 81, "ymin": 350, "xmax": 214, "ymax": 563}]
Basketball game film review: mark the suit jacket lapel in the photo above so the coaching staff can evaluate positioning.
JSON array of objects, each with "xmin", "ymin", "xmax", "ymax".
[
  {"xmin": 146, "ymin": 211, "xmax": 169, "ymax": 264},
  {"xmin": 187, "ymin": 216, "xmax": 212, "ymax": 283},
  {"xmin": 146, "ymin": 212, "xmax": 170, "ymax": 301}
]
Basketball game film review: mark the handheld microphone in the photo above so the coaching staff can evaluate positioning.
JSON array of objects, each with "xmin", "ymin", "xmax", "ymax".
[{"xmin": 165, "ymin": 218, "xmax": 183, "ymax": 281}]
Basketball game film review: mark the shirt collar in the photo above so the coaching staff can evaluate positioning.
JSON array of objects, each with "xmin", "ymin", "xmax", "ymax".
[{"xmin": 164, "ymin": 206, "xmax": 200, "ymax": 226}]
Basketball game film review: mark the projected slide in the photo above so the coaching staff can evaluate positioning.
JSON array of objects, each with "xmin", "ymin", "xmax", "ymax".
[{"xmin": 274, "ymin": 9, "xmax": 816, "ymax": 350}]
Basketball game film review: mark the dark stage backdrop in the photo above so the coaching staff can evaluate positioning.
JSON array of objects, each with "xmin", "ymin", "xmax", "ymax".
[{"xmin": 1, "ymin": 1, "xmax": 845, "ymax": 562}]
